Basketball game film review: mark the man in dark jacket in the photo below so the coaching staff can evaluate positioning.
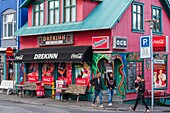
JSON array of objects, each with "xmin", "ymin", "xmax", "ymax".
[
  {"xmin": 105, "ymin": 72, "xmax": 116, "ymax": 106},
  {"xmin": 130, "ymin": 75, "xmax": 150, "ymax": 112},
  {"xmin": 90, "ymin": 71, "xmax": 104, "ymax": 108}
]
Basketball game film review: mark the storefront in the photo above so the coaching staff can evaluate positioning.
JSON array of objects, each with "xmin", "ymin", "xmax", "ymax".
[{"xmin": 14, "ymin": 46, "xmax": 93, "ymax": 98}]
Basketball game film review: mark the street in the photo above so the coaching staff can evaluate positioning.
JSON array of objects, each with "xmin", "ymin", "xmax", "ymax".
[{"xmin": 0, "ymin": 100, "xmax": 168, "ymax": 113}]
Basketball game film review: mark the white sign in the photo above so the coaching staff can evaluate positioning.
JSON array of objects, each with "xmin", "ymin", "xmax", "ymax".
[
  {"xmin": 140, "ymin": 36, "xmax": 151, "ymax": 58},
  {"xmin": 154, "ymin": 59, "xmax": 164, "ymax": 64},
  {"xmin": 113, "ymin": 36, "xmax": 128, "ymax": 49}
]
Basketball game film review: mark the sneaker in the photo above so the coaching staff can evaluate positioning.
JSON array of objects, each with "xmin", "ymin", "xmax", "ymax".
[
  {"xmin": 145, "ymin": 109, "xmax": 150, "ymax": 113},
  {"xmin": 108, "ymin": 103, "xmax": 112, "ymax": 106},
  {"xmin": 129, "ymin": 107, "xmax": 135, "ymax": 111},
  {"xmin": 99, "ymin": 105, "xmax": 104, "ymax": 108},
  {"xmin": 91, "ymin": 104, "xmax": 97, "ymax": 107}
]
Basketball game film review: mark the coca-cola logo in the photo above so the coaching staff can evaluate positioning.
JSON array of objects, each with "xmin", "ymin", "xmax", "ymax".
[
  {"xmin": 93, "ymin": 39, "xmax": 107, "ymax": 48},
  {"xmin": 15, "ymin": 55, "xmax": 24, "ymax": 60},
  {"xmin": 28, "ymin": 77, "xmax": 36, "ymax": 81},
  {"xmin": 76, "ymin": 79, "xmax": 86, "ymax": 84},
  {"xmin": 71, "ymin": 53, "xmax": 83, "ymax": 59},
  {"xmin": 153, "ymin": 39, "xmax": 164, "ymax": 45},
  {"xmin": 43, "ymin": 78, "xmax": 51, "ymax": 82}
]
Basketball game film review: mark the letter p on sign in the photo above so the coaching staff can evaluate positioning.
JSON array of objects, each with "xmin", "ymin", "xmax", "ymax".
[{"xmin": 141, "ymin": 36, "xmax": 150, "ymax": 47}]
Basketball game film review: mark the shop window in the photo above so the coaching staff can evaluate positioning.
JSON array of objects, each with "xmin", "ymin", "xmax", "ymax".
[
  {"xmin": 33, "ymin": 2, "xmax": 44, "ymax": 26},
  {"xmin": 42, "ymin": 63, "xmax": 54, "ymax": 86},
  {"xmin": 8, "ymin": 61, "xmax": 14, "ymax": 80},
  {"xmin": 75, "ymin": 63, "xmax": 90, "ymax": 88},
  {"xmin": 126, "ymin": 62, "xmax": 143, "ymax": 92},
  {"xmin": 58, "ymin": 63, "xmax": 72, "ymax": 85},
  {"xmin": 2, "ymin": 9, "xmax": 16, "ymax": 39},
  {"xmin": 27, "ymin": 63, "xmax": 39, "ymax": 82},
  {"xmin": 132, "ymin": 2, "xmax": 144, "ymax": 33},
  {"xmin": 64, "ymin": 0, "xmax": 76, "ymax": 23},
  {"xmin": 152, "ymin": 6, "xmax": 162, "ymax": 34},
  {"xmin": 48, "ymin": 0, "xmax": 60, "ymax": 24}
]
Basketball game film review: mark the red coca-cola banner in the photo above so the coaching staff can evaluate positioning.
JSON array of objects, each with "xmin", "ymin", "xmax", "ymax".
[
  {"xmin": 28, "ymin": 75, "xmax": 38, "ymax": 82},
  {"xmin": 58, "ymin": 77, "xmax": 71, "ymax": 85},
  {"xmin": 153, "ymin": 36, "xmax": 166, "ymax": 52},
  {"xmin": 75, "ymin": 78, "xmax": 89, "ymax": 85},
  {"xmin": 42, "ymin": 76, "xmax": 54, "ymax": 85}
]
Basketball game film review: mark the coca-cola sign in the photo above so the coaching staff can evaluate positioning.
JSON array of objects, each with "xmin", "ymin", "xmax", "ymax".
[
  {"xmin": 71, "ymin": 53, "xmax": 83, "ymax": 59},
  {"xmin": 42, "ymin": 76, "xmax": 54, "ymax": 85},
  {"xmin": 76, "ymin": 78, "xmax": 88, "ymax": 85},
  {"xmin": 153, "ymin": 36, "xmax": 167, "ymax": 52},
  {"xmin": 92, "ymin": 36, "xmax": 109, "ymax": 49},
  {"xmin": 28, "ymin": 75, "xmax": 38, "ymax": 82}
]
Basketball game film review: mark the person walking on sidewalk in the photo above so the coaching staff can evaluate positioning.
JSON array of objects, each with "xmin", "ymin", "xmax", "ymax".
[
  {"xmin": 129, "ymin": 75, "xmax": 150, "ymax": 112},
  {"xmin": 90, "ymin": 71, "xmax": 104, "ymax": 108},
  {"xmin": 105, "ymin": 72, "xmax": 116, "ymax": 106}
]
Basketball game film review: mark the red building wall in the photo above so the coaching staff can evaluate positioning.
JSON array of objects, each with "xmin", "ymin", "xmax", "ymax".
[{"xmin": 110, "ymin": 0, "xmax": 170, "ymax": 99}]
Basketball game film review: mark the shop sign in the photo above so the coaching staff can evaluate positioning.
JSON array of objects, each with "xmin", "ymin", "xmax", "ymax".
[
  {"xmin": 38, "ymin": 33, "xmax": 73, "ymax": 46},
  {"xmin": 28, "ymin": 75, "xmax": 38, "ymax": 82},
  {"xmin": 34, "ymin": 53, "xmax": 58, "ymax": 60},
  {"xmin": 113, "ymin": 36, "xmax": 128, "ymax": 49},
  {"xmin": 75, "ymin": 78, "xmax": 88, "ymax": 85},
  {"xmin": 154, "ymin": 59, "xmax": 164, "ymax": 64},
  {"xmin": 92, "ymin": 36, "xmax": 109, "ymax": 49},
  {"xmin": 42, "ymin": 76, "xmax": 54, "ymax": 85},
  {"xmin": 15, "ymin": 55, "xmax": 24, "ymax": 60},
  {"xmin": 58, "ymin": 77, "xmax": 70, "ymax": 85},
  {"xmin": 71, "ymin": 53, "xmax": 83, "ymax": 59},
  {"xmin": 153, "ymin": 36, "xmax": 167, "ymax": 52}
]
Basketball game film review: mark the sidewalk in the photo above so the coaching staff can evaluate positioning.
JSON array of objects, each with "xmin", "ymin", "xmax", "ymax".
[{"xmin": 0, "ymin": 94, "xmax": 170, "ymax": 112}]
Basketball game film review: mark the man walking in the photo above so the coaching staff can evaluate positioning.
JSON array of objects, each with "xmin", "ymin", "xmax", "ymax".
[
  {"xmin": 90, "ymin": 71, "xmax": 104, "ymax": 108},
  {"xmin": 105, "ymin": 72, "xmax": 116, "ymax": 106},
  {"xmin": 129, "ymin": 75, "xmax": 150, "ymax": 112}
]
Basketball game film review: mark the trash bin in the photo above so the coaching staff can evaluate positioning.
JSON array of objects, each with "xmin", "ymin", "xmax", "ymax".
[{"xmin": 36, "ymin": 81, "xmax": 45, "ymax": 97}]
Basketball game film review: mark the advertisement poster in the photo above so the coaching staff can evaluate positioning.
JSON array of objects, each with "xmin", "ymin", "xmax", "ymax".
[
  {"xmin": 42, "ymin": 63, "xmax": 54, "ymax": 85},
  {"xmin": 154, "ymin": 63, "xmax": 166, "ymax": 89},
  {"xmin": 19, "ymin": 63, "xmax": 26, "ymax": 84},
  {"xmin": 27, "ymin": 63, "xmax": 38, "ymax": 82},
  {"xmin": 58, "ymin": 63, "xmax": 72, "ymax": 84},
  {"xmin": 75, "ymin": 63, "xmax": 90, "ymax": 87}
]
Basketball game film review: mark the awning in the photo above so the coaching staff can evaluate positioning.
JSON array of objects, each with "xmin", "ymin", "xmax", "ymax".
[{"xmin": 14, "ymin": 46, "xmax": 92, "ymax": 63}]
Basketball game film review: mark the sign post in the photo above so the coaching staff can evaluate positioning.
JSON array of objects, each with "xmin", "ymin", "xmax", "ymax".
[{"xmin": 6, "ymin": 47, "xmax": 15, "ymax": 93}]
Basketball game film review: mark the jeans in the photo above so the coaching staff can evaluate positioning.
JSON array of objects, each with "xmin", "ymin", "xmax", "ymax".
[
  {"xmin": 108, "ymin": 88, "xmax": 114, "ymax": 103},
  {"xmin": 92, "ymin": 90, "xmax": 102, "ymax": 105},
  {"xmin": 133, "ymin": 94, "xmax": 149, "ymax": 110}
]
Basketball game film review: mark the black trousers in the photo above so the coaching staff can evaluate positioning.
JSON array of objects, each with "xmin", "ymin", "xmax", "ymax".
[{"xmin": 134, "ymin": 94, "xmax": 149, "ymax": 110}]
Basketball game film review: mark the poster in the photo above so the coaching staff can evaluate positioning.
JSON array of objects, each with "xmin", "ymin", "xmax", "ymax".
[
  {"xmin": 58, "ymin": 63, "xmax": 72, "ymax": 84},
  {"xmin": 27, "ymin": 63, "xmax": 38, "ymax": 82},
  {"xmin": 75, "ymin": 63, "xmax": 90, "ymax": 87},
  {"xmin": 154, "ymin": 63, "xmax": 166, "ymax": 89},
  {"xmin": 42, "ymin": 63, "xmax": 54, "ymax": 85},
  {"xmin": 19, "ymin": 63, "xmax": 26, "ymax": 84}
]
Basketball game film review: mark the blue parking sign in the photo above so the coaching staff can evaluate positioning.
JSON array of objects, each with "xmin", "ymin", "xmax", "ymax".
[
  {"xmin": 140, "ymin": 36, "xmax": 151, "ymax": 58},
  {"xmin": 141, "ymin": 36, "xmax": 150, "ymax": 47}
]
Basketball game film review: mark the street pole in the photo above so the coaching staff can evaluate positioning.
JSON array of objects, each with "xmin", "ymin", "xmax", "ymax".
[
  {"xmin": 145, "ymin": 19, "xmax": 157, "ymax": 111},
  {"xmin": 150, "ymin": 26, "xmax": 154, "ymax": 111}
]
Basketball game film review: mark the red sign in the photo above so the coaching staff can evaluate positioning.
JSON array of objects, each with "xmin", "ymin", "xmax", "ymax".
[
  {"xmin": 153, "ymin": 36, "xmax": 166, "ymax": 52},
  {"xmin": 92, "ymin": 36, "xmax": 109, "ymax": 49},
  {"xmin": 75, "ymin": 78, "xmax": 89, "ymax": 85},
  {"xmin": 42, "ymin": 76, "xmax": 54, "ymax": 85},
  {"xmin": 6, "ymin": 47, "xmax": 13, "ymax": 56},
  {"xmin": 58, "ymin": 77, "xmax": 71, "ymax": 85},
  {"xmin": 28, "ymin": 75, "xmax": 38, "ymax": 82}
]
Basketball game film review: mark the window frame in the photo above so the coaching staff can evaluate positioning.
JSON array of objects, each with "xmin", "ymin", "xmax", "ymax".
[
  {"xmin": 48, "ymin": 0, "xmax": 60, "ymax": 24},
  {"xmin": 132, "ymin": 2, "xmax": 144, "ymax": 33},
  {"xmin": 152, "ymin": 6, "xmax": 162, "ymax": 35},
  {"xmin": 2, "ymin": 12, "xmax": 16, "ymax": 39},
  {"xmin": 63, "ymin": 0, "xmax": 76, "ymax": 23},
  {"xmin": 32, "ymin": 0, "xmax": 44, "ymax": 26}
]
